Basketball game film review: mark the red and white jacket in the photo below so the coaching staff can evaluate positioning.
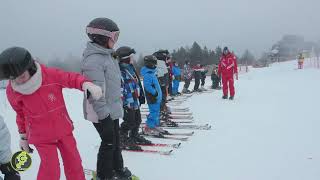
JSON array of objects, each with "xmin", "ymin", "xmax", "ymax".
[
  {"xmin": 6, "ymin": 63, "xmax": 87, "ymax": 144},
  {"xmin": 218, "ymin": 53, "xmax": 238, "ymax": 77}
]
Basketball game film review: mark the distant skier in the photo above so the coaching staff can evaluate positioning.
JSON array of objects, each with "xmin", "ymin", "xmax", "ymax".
[
  {"xmin": 140, "ymin": 55, "xmax": 163, "ymax": 135},
  {"xmin": 171, "ymin": 61, "xmax": 181, "ymax": 95},
  {"xmin": 81, "ymin": 18, "xmax": 134, "ymax": 180},
  {"xmin": 0, "ymin": 115, "xmax": 20, "ymax": 180},
  {"xmin": 153, "ymin": 50, "xmax": 170, "ymax": 113},
  {"xmin": 298, "ymin": 53, "xmax": 304, "ymax": 69},
  {"xmin": 200, "ymin": 64, "xmax": 208, "ymax": 90},
  {"xmin": 182, "ymin": 61, "xmax": 193, "ymax": 93},
  {"xmin": 115, "ymin": 46, "xmax": 152, "ymax": 150},
  {"xmin": 218, "ymin": 47, "xmax": 238, "ymax": 100},
  {"xmin": 193, "ymin": 62, "xmax": 204, "ymax": 92},
  {"xmin": 2, "ymin": 47, "xmax": 103, "ymax": 180},
  {"xmin": 211, "ymin": 68, "xmax": 221, "ymax": 89}
]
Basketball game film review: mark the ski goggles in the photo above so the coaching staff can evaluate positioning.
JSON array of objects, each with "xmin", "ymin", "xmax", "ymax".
[
  {"xmin": 120, "ymin": 49, "xmax": 136, "ymax": 60},
  {"xmin": 86, "ymin": 27, "xmax": 120, "ymax": 42}
]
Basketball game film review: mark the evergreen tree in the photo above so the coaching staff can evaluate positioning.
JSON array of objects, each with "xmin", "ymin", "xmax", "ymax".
[
  {"xmin": 240, "ymin": 49, "xmax": 256, "ymax": 65},
  {"xmin": 189, "ymin": 41, "xmax": 202, "ymax": 65}
]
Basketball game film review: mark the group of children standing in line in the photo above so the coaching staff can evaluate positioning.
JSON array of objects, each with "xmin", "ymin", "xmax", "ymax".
[{"xmin": 0, "ymin": 17, "xmax": 239, "ymax": 180}]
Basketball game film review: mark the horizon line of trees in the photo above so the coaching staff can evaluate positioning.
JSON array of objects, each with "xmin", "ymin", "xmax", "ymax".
[{"xmin": 36, "ymin": 35, "xmax": 320, "ymax": 73}]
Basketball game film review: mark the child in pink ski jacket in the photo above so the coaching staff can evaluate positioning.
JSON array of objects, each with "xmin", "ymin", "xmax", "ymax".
[{"xmin": 1, "ymin": 47, "xmax": 102, "ymax": 180}]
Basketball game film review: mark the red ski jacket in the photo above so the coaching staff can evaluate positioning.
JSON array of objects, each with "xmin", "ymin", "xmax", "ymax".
[
  {"xmin": 218, "ymin": 53, "xmax": 238, "ymax": 77},
  {"xmin": 7, "ymin": 64, "xmax": 87, "ymax": 144}
]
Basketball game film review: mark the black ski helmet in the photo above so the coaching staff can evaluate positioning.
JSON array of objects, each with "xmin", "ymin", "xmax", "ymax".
[
  {"xmin": 86, "ymin": 17, "xmax": 120, "ymax": 46},
  {"xmin": 115, "ymin": 46, "xmax": 136, "ymax": 63},
  {"xmin": 144, "ymin": 55, "xmax": 157, "ymax": 69},
  {"xmin": 153, "ymin": 49, "xmax": 170, "ymax": 61},
  {"xmin": 0, "ymin": 47, "xmax": 35, "ymax": 80},
  {"xmin": 223, "ymin": 47, "xmax": 229, "ymax": 55}
]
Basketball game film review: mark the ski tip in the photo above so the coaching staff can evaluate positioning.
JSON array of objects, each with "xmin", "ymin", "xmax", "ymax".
[
  {"xmin": 166, "ymin": 149, "xmax": 174, "ymax": 155},
  {"xmin": 160, "ymin": 149, "xmax": 174, "ymax": 155},
  {"xmin": 174, "ymin": 143, "xmax": 182, "ymax": 148}
]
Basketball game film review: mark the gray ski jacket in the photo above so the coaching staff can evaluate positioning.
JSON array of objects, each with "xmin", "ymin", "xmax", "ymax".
[{"xmin": 81, "ymin": 42, "xmax": 123, "ymax": 122}]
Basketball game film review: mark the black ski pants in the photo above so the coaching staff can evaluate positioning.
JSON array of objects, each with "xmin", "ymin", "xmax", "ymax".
[
  {"xmin": 184, "ymin": 78, "xmax": 191, "ymax": 89},
  {"xmin": 194, "ymin": 77, "xmax": 200, "ymax": 90},
  {"xmin": 120, "ymin": 108, "xmax": 142, "ymax": 137},
  {"xmin": 93, "ymin": 118, "xmax": 123, "ymax": 179}
]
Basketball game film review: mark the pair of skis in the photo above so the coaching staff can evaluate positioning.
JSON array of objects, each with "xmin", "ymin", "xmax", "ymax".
[{"xmin": 94, "ymin": 142, "xmax": 181, "ymax": 156}]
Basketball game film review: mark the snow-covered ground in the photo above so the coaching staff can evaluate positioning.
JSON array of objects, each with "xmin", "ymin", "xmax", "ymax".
[{"xmin": 1, "ymin": 60, "xmax": 320, "ymax": 180}]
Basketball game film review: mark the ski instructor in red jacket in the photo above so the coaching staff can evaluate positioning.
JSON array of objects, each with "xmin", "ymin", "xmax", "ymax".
[{"xmin": 218, "ymin": 47, "xmax": 238, "ymax": 100}]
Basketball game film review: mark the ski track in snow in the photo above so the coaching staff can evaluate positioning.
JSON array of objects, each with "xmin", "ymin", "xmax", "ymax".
[{"xmin": 1, "ymin": 60, "xmax": 320, "ymax": 180}]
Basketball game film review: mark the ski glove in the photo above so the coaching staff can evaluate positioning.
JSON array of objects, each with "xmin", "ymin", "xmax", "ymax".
[
  {"xmin": 19, "ymin": 134, "xmax": 33, "ymax": 153},
  {"xmin": 235, "ymin": 73, "xmax": 238, "ymax": 80},
  {"xmin": 82, "ymin": 82, "xmax": 103, "ymax": 100}
]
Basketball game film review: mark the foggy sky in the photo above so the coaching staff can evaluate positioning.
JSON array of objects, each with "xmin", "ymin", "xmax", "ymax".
[{"xmin": 0, "ymin": 0, "xmax": 319, "ymax": 60}]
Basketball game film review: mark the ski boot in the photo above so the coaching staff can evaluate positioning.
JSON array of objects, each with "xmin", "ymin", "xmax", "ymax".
[
  {"xmin": 112, "ymin": 167, "xmax": 140, "ymax": 180},
  {"xmin": 143, "ymin": 126, "xmax": 161, "ymax": 136},
  {"xmin": 120, "ymin": 131, "xmax": 141, "ymax": 151},
  {"xmin": 229, "ymin": 96, "xmax": 234, "ymax": 100},
  {"xmin": 0, "ymin": 162, "xmax": 20, "ymax": 180},
  {"xmin": 123, "ymin": 138, "xmax": 142, "ymax": 151},
  {"xmin": 130, "ymin": 134, "xmax": 152, "ymax": 145},
  {"xmin": 182, "ymin": 88, "xmax": 188, "ymax": 93},
  {"xmin": 222, "ymin": 95, "xmax": 228, "ymax": 99},
  {"xmin": 160, "ymin": 111, "xmax": 170, "ymax": 118},
  {"xmin": 162, "ymin": 119, "xmax": 178, "ymax": 127},
  {"xmin": 193, "ymin": 89, "xmax": 202, "ymax": 92},
  {"xmin": 155, "ymin": 126, "xmax": 169, "ymax": 134},
  {"xmin": 130, "ymin": 129, "xmax": 152, "ymax": 145}
]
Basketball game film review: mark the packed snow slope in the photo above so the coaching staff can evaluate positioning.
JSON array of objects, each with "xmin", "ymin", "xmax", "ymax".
[{"xmin": 1, "ymin": 60, "xmax": 320, "ymax": 180}]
